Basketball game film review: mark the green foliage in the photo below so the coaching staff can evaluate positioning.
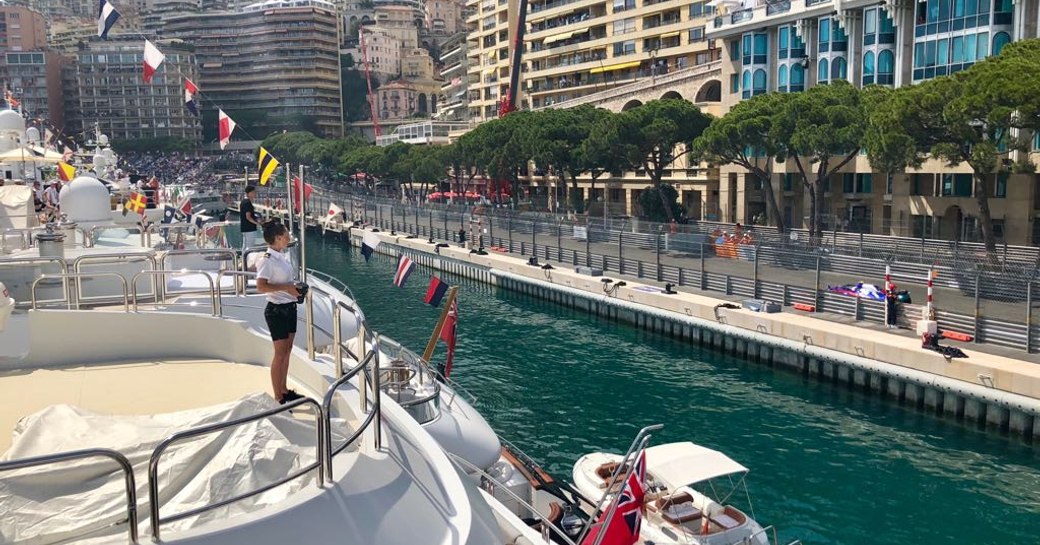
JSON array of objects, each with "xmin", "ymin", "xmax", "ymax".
[
  {"xmin": 524, "ymin": 105, "xmax": 611, "ymax": 213},
  {"xmin": 637, "ymin": 184, "xmax": 683, "ymax": 223},
  {"xmin": 773, "ymin": 80, "xmax": 867, "ymax": 238},
  {"xmin": 111, "ymin": 137, "xmax": 196, "ymax": 153},
  {"xmin": 694, "ymin": 92, "xmax": 793, "ymax": 232},
  {"xmin": 615, "ymin": 99, "xmax": 711, "ymax": 186},
  {"xmin": 865, "ymin": 39, "xmax": 1040, "ymax": 254}
]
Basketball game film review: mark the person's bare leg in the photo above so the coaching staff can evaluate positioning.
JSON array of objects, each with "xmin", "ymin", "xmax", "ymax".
[{"xmin": 271, "ymin": 338, "xmax": 292, "ymax": 399}]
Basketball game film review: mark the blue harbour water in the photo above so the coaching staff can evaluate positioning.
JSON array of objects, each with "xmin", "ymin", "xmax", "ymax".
[{"xmin": 304, "ymin": 233, "xmax": 1040, "ymax": 545}]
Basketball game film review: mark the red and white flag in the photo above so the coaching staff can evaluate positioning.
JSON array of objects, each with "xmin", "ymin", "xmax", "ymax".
[
  {"xmin": 440, "ymin": 299, "xmax": 458, "ymax": 378},
  {"xmin": 393, "ymin": 254, "xmax": 415, "ymax": 288},
  {"xmin": 218, "ymin": 109, "xmax": 236, "ymax": 149},
  {"xmin": 327, "ymin": 202, "xmax": 343, "ymax": 218},
  {"xmin": 581, "ymin": 450, "xmax": 646, "ymax": 545},
  {"xmin": 143, "ymin": 40, "xmax": 165, "ymax": 83}
]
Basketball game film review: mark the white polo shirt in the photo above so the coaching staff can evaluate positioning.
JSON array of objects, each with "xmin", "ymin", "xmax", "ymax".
[{"xmin": 256, "ymin": 249, "xmax": 297, "ymax": 304}]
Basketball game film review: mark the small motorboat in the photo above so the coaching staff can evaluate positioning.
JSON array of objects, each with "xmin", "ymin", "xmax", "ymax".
[{"xmin": 574, "ymin": 441, "xmax": 787, "ymax": 545}]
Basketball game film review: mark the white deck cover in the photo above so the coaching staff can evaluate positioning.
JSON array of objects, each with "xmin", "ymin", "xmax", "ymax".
[
  {"xmin": 645, "ymin": 442, "xmax": 748, "ymax": 490},
  {"xmin": 0, "ymin": 185, "xmax": 33, "ymax": 229},
  {"xmin": 0, "ymin": 393, "xmax": 321, "ymax": 545}
]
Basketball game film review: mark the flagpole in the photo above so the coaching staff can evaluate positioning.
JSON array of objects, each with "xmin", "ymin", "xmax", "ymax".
[
  {"xmin": 299, "ymin": 163, "xmax": 307, "ymax": 283},
  {"xmin": 422, "ymin": 286, "xmax": 458, "ymax": 364},
  {"xmin": 286, "ymin": 162, "xmax": 294, "ymax": 235}
]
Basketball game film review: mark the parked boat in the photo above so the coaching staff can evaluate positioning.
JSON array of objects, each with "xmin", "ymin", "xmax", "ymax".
[{"xmin": 573, "ymin": 442, "xmax": 786, "ymax": 545}]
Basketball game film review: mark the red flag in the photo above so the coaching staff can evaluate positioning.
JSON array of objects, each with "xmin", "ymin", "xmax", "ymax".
[
  {"xmin": 291, "ymin": 176, "xmax": 313, "ymax": 213},
  {"xmin": 143, "ymin": 39, "xmax": 165, "ymax": 83},
  {"xmin": 440, "ymin": 299, "xmax": 458, "ymax": 378},
  {"xmin": 581, "ymin": 451, "xmax": 646, "ymax": 545}
]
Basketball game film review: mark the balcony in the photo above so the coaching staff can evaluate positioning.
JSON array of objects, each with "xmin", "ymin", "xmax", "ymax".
[
  {"xmin": 766, "ymin": 0, "xmax": 790, "ymax": 15},
  {"xmin": 805, "ymin": 0, "xmax": 829, "ymax": 6},
  {"xmin": 731, "ymin": 8, "xmax": 752, "ymax": 23}
]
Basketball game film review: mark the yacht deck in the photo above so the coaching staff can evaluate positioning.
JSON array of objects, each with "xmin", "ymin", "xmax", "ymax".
[{"xmin": 1, "ymin": 359, "xmax": 273, "ymax": 453}]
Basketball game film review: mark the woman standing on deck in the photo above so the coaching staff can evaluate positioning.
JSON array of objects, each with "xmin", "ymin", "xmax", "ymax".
[{"xmin": 255, "ymin": 220, "xmax": 303, "ymax": 404}]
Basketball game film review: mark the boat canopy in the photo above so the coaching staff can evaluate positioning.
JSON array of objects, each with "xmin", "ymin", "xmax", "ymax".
[{"xmin": 645, "ymin": 442, "xmax": 749, "ymax": 489}]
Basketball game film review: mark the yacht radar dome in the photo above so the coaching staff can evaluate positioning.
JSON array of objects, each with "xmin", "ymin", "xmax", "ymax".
[
  {"xmin": 0, "ymin": 110, "xmax": 25, "ymax": 135},
  {"xmin": 25, "ymin": 127, "xmax": 41, "ymax": 144},
  {"xmin": 59, "ymin": 176, "xmax": 113, "ymax": 223}
]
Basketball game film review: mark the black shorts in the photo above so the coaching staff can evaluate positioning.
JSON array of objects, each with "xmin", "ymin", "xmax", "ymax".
[{"xmin": 264, "ymin": 302, "xmax": 298, "ymax": 341}]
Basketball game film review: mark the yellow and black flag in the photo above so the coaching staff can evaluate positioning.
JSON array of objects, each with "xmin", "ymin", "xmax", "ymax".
[{"xmin": 257, "ymin": 147, "xmax": 280, "ymax": 186}]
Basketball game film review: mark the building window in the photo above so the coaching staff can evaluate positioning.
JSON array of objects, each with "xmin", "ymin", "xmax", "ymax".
[
  {"xmin": 612, "ymin": 0, "xmax": 636, "ymax": 13},
  {"xmin": 819, "ymin": 18, "xmax": 831, "ymax": 52},
  {"xmin": 831, "ymin": 56, "xmax": 847, "ymax": 80},
  {"xmin": 778, "ymin": 26, "xmax": 789, "ymax": 59},
  {"xmin": 783, "ymin": 173, "xmax": 794, "ymax": 191},
  {"xmin": 818, "ymin": 58, "xmax": 829, "ymax": 83},
  {"xmin": 993, "ymin": 31, "xmax": 1010, "ymax": 55},
  {"xmin": 842, "ymin": 173, "xmax": 854, "ymax": 193},
  {"xmin": 753, "ymin": 33, "xmax": 768, "ymax": 63},
  {"xmin": 864, "ymin": 9, "xmax": 877, "ymax": 45},
  {"xmin": 777, "ymin": 64, "xmax": 788, "ymax": 91},
  {"xmin": 742, "ymin": 69, "xmax": 751, "ymax": 99},
  {"xmin": 856, "ymin": 173, "xmax": 873, "ymax": 193},
  {"xmin": 689, "ymin": 26, "xmax": 705, "ymax": 42},
  {"xmin": 730, "ymin": 39, "xmax": 740, "ymax": 61},
  {"xmin": 877, "ymin": 50, "xmax": 894, "ymax": 84},
  {"xmin": 742, "ymin": 34, "xmax": 752, "ymax": 65},
  {"xmin": 752, "ymin": 69, "xmax": 766, "ymax": 96},
  {"xmin": 613, "ymin": 40, "xmax": 636, "ymax": 56},
  {"xmin": 790, "ymin": 63, "xmax": 804, "ymax": 91},
  {"xmin": 730, "ymin": 73, "xmax": 739, "ymax": 93},
  {"xmin": 863, "ymin": 50, "xmax": 875, "ymax": 84},
  {"xmin": 995, "ymin": 173, "xmax": 1007, "ymax": 198}
]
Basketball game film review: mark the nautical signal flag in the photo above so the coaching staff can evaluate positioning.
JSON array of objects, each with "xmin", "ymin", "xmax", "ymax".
[
  {"xmin": 57, "ymin": 161, "xmax": 76, "ymax": 182},
  {"xmin": 424, "ymin": 277, "xmax": 450, "ymax": 307},
  {"xmin": 393, "ymin": 254, "xmax": 415, "ymax": 288},
  {"xmin": 360, "ymin": 231, "xmax": 381, "ymax": 262},
  {"xmin": 327, "ymin": 202, "xmax": 343, "ymax": 219},
  {"xmin": 143, "ymin": 40, "xmax": 165, "ymax": 83},
  {"xmin": 184, "ymin": 79, "xmax": 199, "ymax": 117},
  {"xmin": 291, "ymin": 176, "xmax": 313, "ymax": 213},
  {"xmin": 440, "ymin": 299, "xmax": 458, "ymax": 378},
  {"xmin": 257, "ymin": 147, "xmax": 279, "ymax": 186},
  {"xmin": 218, "ymin": 109, "xmax": 236, "ymax": 150},
  {"xmin": 4, "ymin": 89, "xmax": 19, "ymax": 109},
  {"xmin": 124, "ymin": 192, "xmax": 147, "ymax": 215},
  {"xmin": 98, "ymin": 0, "xmax": 120, "ymax": 39}
]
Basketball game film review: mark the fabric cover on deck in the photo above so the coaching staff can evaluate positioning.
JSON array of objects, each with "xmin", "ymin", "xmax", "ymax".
[{"xmin": 0, "ymin": 393, "xmax": 319, "ymax": 545}]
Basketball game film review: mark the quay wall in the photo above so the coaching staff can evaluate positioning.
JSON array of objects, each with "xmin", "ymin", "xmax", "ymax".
[{"xmin": 310, "ymin": 221, "xmax": 1040, "ymax": 439}]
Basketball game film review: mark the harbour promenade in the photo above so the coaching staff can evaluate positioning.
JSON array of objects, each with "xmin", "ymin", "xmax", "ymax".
[
  {"xmin": 255, "ymin": 188, "xmax": 1040, "ymax": 354},
  {"xmin": 246, "ymin": 199, "xmax": 1040, "ymax": 438}
]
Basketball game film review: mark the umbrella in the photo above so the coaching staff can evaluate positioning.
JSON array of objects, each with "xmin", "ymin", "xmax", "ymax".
[
  {"xmin": 0, "ymin": 146, "xmax": 64, "ymax": 164},
  {"xmin": 464, "ymin": 191, "xmax": 480, "ymax": 198},
  {"xmin": 427, "ymin": 192, "xmax": 444, "ymax": 199},
  {"xmin": 443, "ymin": 191, "xmax": 460, "ymax": 198}
]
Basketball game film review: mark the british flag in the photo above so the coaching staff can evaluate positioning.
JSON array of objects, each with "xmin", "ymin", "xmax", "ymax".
[{"xmin": 581, "ymin": 450, "xmax": 647, "ymax": 545}]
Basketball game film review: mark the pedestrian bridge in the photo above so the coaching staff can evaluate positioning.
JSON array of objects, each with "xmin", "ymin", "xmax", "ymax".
[{"xmin": 535, "ymin": 61, "xmax": 723, "ymax": 113}]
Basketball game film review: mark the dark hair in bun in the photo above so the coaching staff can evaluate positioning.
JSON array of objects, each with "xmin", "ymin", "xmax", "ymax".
[{"xmin": 262, "ymin": 220, "xmax": 287, "ymax": 244}]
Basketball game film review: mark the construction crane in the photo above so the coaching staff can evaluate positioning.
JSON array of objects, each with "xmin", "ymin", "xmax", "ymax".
[
  {"xmin": 498, "ymin": 0, "xmax": 529, "ymax": 117},
  {"xmin": 360, "ymin": 27, "xmax": 381, "ymax": 137}
]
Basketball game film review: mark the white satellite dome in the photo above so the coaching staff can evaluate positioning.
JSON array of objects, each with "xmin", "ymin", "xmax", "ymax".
[
  {"xmin": 98, "ymin": 134, "xmax": 109, "ymax": 146},
  {"xmin": 25, "ymin": 127, "xmax": 41, "ymax": 144},
  {"xmin": 0, "ymin": 110, "xmax": 25, "ymax": 134},
  {"xmin": 59, "ymin": 176, "xmax": 112, "ymax": 223}
]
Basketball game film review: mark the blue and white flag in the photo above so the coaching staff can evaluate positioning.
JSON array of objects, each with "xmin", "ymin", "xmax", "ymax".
[
  {"xmin": 393, "ymin": 254, "xmax": 415, "ymax": 288},
  {"xmin": 97, "ymin": 0, "xmax": 120, "ymax": 39},
  {"xmin": 361, "ymin": 231, "xmax": 381, "ymax": 262}
]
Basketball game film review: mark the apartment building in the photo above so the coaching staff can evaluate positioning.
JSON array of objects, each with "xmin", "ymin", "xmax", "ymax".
[
  {"xmin": 437, "ymin": 32, "xmax": 469, "ymax": 120},
  {"xmin": 464, "ymin": 0, "xmax": 721, "ymax": 121},
  {"xmin": 162, "ymin": 0, "xmax": 343, "ymax": 138},
  {"xmin": 66, "ymin": 36, "xmax": 202, "ymax": 143},
  {"xmin": 706, "ymin": 0, "xmax": 1040, "ymax": 244}
]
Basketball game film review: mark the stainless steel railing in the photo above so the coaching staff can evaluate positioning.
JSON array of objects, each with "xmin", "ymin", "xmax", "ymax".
[
  {"xmin": 31, "ymin": 272, "xmax": 129, "ymax": 311},
  {"xmin": 72, "ymin": 253, "xmax": 158, "ymax": 307},
  {"xmin": 158, "ymin": 248, "xmax": 239, "ymax": 271},
  {"xmin": 0, "ymin": 448, "xmax": 139, "ymax": 544},
  {"xmin": 448, "ymin": 452, "xmax": 577, "ymax": 545},
  {"xmin": 147, "ymin": 397, "xmax": 324, "ymax": 541},
  {"xmin": 131, "ymin": 269, "xmax": 219, "ymax": 316},
  {"xmin": 322, "ymin": 346, "xmax": 381, "ymax": 480}
]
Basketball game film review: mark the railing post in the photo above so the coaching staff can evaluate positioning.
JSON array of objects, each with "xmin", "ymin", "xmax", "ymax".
[
  {"xmin": 359, "ymin": 322, "xmax": 369, "ymax": 412},
  {"xmin": 306, "ymin": 287, "xmax": 315, "ymax": 360},
  {"xmin": 332, "ymin": 306, "xmax": 343, "ymax": 377},
  {"xmin": 700, "ymin": 242, "xmax": 707, "ymax": 290},
  {"xmin": 752, "ymin": 243, "xmax": 759, "ymax": 298},
  {"xmin": 618, "ymin": 230, "xmax": 624, "ymax": 276},
  {"xmin": 372, "ymin": 338, "xmax": 382, "ymax": 451},
  {"xmin": 585, "ymin": 222, "xmax": 592, "ymax": 267},
  {"xmin": 656, "ymin": 231, "xmax": 662, "ymax": 282},
  {"xmin": 1027, "ymin": 281, "xmax": 1034, "ymax": 353},
  {"xmin": 814, "ymin": 256, "xmax": 822, "ymax": 311},
  {"xmin": 973, "ymin": 270, "xmax": 981, "ymax": 343}
]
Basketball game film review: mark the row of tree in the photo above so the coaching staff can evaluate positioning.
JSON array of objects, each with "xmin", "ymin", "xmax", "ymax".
[{"xmin": 261, "ymin": 40, "xmax": 1040, "ymax": 254}]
